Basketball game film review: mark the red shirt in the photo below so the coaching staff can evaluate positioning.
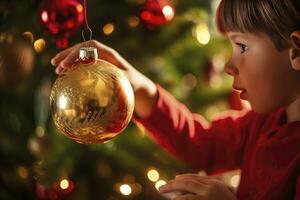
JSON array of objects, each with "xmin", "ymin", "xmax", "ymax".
[{"xmin": 134, "ymin": 85, "xmax": 300, "ymax": 200}]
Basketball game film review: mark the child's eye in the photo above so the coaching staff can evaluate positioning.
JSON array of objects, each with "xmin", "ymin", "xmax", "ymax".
[{"xmin": 236, "ymin": 43, "xmax": 249, "ymax": 53}]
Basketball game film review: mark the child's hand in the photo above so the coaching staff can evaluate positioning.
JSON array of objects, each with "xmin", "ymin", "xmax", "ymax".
[
  {"xmin": 159, "ymin": 173, "xmax": 237, "ymax": 200},
  {"xmin": 50, "ymin": 40, "xmax": 158, "ymax": 119}
]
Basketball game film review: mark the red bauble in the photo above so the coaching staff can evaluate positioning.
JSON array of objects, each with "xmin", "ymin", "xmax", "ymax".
[
  {"xmin": 140, "ymin": 0, "xmax": 175, "ymax": 28},
  {"xmin": 35, "ymin": 180, "xmax": 75, "ymax": 200},
  {"xmin": 39, "ymin": 0, "xmax": 84, "ymax": 49}
]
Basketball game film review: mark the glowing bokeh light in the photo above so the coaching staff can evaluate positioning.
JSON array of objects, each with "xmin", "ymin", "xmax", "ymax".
[
  {"xmin": 147, "ymin": 169, "xmax": 160, "ymax": 182},
  {"xmin": 103, "ymin": 23, "xmax": 115, "ymax": 35},
  {"xmin": 194, "ymin": 23, "xmax": 210, "ymax": 45},
  {"xmin": 34, "ymin": 39, "xmax": 46, "ymax": 53},
  {"xmin": 120, "ymin": 184, "xmax": 132, "ymax": 196},
  {"xmin": 155, "ymin": 180, "xmax": 166, "ymax": 190},
  {"xmin": 60, "ymin": 179, "xmax": 69, "ymax": 190}
]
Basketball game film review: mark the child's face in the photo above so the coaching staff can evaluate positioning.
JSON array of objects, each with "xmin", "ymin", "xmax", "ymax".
[{"xmin": 225, "ymin": 32, "xmax": 299, "ymax": 113}]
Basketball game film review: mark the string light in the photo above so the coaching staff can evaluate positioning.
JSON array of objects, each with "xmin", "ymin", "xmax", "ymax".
[
  {"xmin": 120, "ymin": 184, "xmax": 132, "ymax": 196},
  {"xmin": 162, "ymin": 5, "xmax": 174, "ymax": 21},
  {"xmin": 147, "ymin": 169, "xmax": 160, "ymax": 182},
  {"xmin": 155, "ymin": 180, "xmax": 166, "ymax": 190},
  {"xmin": 193, "ymin": 23, "xmax": 210, "ymax": 45},
  {"xmin": 23, "ymin": 32, "xmax": 34, "ymax": 43},
  {"xmin": 34, "ymin": 38, "xmax": 46, "ymax": 53},
  {"xmin": 35, "ymin": 126, "xmax": 45, "ymax": 138},
  {"xmin": 28, "ymin": 137, "xmax": 41, "ymax": 154},
  {"xmin": 76, "ymin": 4, "xmax": 83, "ymax": 12},
  {"xmin": 128, "ymin": 16, "xmax": 140, "ymax": 27},
  {"xmin": 60, "ymin": 179, "xmax": 70, "ymax": 190},
  {"xmin": 103, "ymin": 23, "xmax": 115, "ymax": 35},
  {"xmin": 41, "ymin": 11, "xmax": 48, "ymax": 23}
]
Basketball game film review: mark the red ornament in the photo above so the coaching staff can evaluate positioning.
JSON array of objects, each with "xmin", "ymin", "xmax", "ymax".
[
  {"xmin": 39, "ymin": 0, "xmax": 84, "ymax": 49},
  {"xmin": 140, "ymin": 0, "xmax": 175, "ymax": 28},
  {"xmin": 35, "ymin": 180, "xmax": 75, "ymax": 200}
]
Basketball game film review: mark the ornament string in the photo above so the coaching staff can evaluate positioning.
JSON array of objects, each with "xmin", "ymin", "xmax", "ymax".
[{"xmin": 82, "ymin": 0, "xmax": 93, "ymax": 43}]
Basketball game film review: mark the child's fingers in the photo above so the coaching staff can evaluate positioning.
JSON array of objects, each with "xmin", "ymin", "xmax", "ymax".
[
  {"xmin": 55, "ymin": 66, "xmax": 63, "ymax": 74},
  {"xmin": 51, "ymin": 48, "xmax": 73, "ymax": 66},
  {"xmin": 159, "ymin": 179, "xmax": 204, "ymax": 194},
  {"xmin": 174, "ymin": 177, "xmax": 210, "ymax": 187},
  {"xmin": 55, "ymin": 66, "xmax": 69, "ymax": 75},
  {"xmin": 51, "ymin": 43, "xmax": 81, "ymax": 66},
  {"xmin": 60, "ymin": 48, "xmax": 80, "ymax": 68}
]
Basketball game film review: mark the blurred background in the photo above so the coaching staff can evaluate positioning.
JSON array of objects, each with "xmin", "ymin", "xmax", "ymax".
[{"xmin": 0, "ymin": 0, "xmax": 245, "ymax": 199}]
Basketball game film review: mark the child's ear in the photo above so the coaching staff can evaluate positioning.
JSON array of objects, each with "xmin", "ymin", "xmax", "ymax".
[{"xmin": 289, "ymin": 31, "xmax": 300, "ymax": 70}]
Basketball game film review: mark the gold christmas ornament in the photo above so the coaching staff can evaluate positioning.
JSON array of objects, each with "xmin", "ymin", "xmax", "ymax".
[{"xmin": 50, "ymin": 47, "xmax": 134, "ymax": 144}]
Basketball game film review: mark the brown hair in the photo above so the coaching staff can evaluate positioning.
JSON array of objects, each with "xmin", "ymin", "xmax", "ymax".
[{"xmin": 216, "ymin": 0, "xmax": 300, "ymax": 50}]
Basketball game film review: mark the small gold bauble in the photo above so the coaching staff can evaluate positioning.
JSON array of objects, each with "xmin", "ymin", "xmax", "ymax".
[{"xmin": 50, "ymin": 47, "xmax": 134, "ymax": 144}]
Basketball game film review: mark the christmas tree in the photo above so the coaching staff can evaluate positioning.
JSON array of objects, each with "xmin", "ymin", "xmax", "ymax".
[{"xmin": 0, "ymin": 0, "xmax": 242, "ymax": 199}]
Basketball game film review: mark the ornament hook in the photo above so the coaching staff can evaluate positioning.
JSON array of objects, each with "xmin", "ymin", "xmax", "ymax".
[
  {"xmin": 82, "ymin": 0, "xmax": 92, "ymax": 44},
  {"xmin": 82, "ymin": 28, "xmax": 93, "ymax": 42}
]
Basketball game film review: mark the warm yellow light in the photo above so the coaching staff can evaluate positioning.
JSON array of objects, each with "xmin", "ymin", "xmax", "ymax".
[
  {"xmin": 18, "ymin": 166, "xmax": 28, "ymax": 179},
  {"xmin": 76, "ymin": 4, "xmax": 83, "ymax": 12},
  {"xmin": 155, "ymin": 180, "xmax": 166, "ymax": 190},
  {"xmin": 23, "ymin": 32, "xmax": 34, "ymax": 43},
  {"xmin": 194, "ymin": 23, "xmax": 210, "ymax": 45},
  {"xmin": 35, "ymin": 126, "xmax": 45, "ymax": 137},
  {"xmin": 230, "ymin": 175, "xmax": 241, "ymax": 188},
  {"xmin": 128, "ymin": 16, "xmax": 140, "ymax": 27},
  {"xmin": 34, "ymin": 38, "xmax": 46, "ymax": 53},
  {"xmin": 41, "ymin": 11, "xmax": 48, "ymax": 23},
  {"xmin": 103, "ymin": 23, "xmax": 114, "ymax": 35},
  {"xmin": 162, "ymin": 6, "xmax": 174, "ymax": 21},
  {"xmin": 147, "ymin": 169, "xmax": 160, "ymax": 182},
  {"xmin": 60, "ymin": 179, "xmax": 69, "ymax": 189},
  {"xmin": 28, "ymin": 137, "xmax": 40, "ymax": 154},
  {"xmin": 120, "ymin": 184, "xmax": 132, "ymax": 196}
]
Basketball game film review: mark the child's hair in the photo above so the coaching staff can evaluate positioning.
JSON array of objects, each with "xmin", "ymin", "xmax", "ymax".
[{"xmin": 216, "ymin": 0, "xmax": 300, "ymax": 50}]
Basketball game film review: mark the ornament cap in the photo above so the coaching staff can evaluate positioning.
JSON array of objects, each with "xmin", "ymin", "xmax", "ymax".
[{"xmin": 79, "ymin": 47, "xmax": 98, "ymax": 60}]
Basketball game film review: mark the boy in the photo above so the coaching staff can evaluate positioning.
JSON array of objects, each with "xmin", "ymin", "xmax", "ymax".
[{"xmin": 51, "ymin": 0, "xmax": 300, "ymax": 199}]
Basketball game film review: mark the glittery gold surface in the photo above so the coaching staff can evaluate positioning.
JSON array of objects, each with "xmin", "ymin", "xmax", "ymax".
[{"xmin": 50, "ymin": 59, "xmax": 134, "ymax": 144}]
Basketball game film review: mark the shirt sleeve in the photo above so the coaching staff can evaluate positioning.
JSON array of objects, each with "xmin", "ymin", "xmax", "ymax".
[{"xmin": 133, "ymin": 85, "xmax": 254, "ymax": 174}]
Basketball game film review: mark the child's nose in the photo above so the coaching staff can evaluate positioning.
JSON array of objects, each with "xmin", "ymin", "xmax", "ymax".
[{"xmin": 224, "ymin": 59, "xmax": 238, "ymax": 76}]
